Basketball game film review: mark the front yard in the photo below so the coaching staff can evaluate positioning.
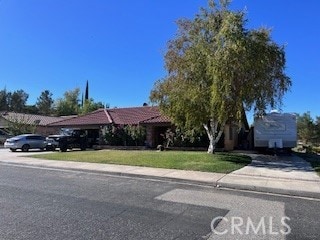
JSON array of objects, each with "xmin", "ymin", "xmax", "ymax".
[{"xmin": 31, "ymin": 150, "xmax": 252, "ymax": 174}]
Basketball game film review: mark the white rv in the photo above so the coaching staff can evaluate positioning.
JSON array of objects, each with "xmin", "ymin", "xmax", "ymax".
[{"xmin": 254, "ymin": 112, "xmax": 297, "ymax": 149}]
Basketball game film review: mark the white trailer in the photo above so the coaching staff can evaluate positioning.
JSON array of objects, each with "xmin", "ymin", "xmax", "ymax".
[{"xmin": 254, "ymin": 112, "xmax": 297, "ymax": 149}]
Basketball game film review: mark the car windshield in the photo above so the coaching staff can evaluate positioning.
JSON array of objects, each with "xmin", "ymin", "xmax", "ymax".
[{"xmin": 60, "ymin": 128, "xmax": 73, "ymax": 135}]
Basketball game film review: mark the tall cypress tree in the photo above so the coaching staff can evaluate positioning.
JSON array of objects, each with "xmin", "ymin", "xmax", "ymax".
[{"xmin": 85, "ymin": 80, "xmax": 89, "ymax": 101}]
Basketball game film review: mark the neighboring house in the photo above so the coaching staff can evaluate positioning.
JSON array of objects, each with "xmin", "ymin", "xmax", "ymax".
[{"xmin": 0, "ymin": 112, "xmax": 66, "ymax": 135}]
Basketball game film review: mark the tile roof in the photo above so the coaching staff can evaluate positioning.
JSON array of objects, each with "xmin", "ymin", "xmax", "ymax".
[
  {"xmin": 0, "ymin": 112, "xmax": 64, "ymax": 126},
  {"xmin": 107, "ymin": 106, "xmax": 166, "ymax": 125},
  {"xmin": 48, "ymin": 106, "xmax": 171, "ymax": 127},
  {"xmin": 140, "ymin": 115, "xmax": 171, "ymax": 124},
  {"xmin": 49, "ymin": 109, "xmax": 112, "ymax": 126}
]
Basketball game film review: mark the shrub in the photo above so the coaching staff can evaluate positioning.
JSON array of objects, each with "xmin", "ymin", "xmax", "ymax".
[
  {"xmin": 104, "ymin": 125, "xmax": 146, "ymax": 146},
  {"xmin": 160, "ymin": 128, "xmax": 209, "ymax": 148}
]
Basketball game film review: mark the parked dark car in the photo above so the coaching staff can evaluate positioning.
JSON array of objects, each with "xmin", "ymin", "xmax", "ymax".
[
  {"xmin": 45, "ymin": 135, "xmax": 60, "ymax": 151},
  {"xmin": 46, "ymin": 128, "xmax": 88, "ymax": 152},
  {"xmin": 4, "ymin": 134, "xmax": 47, "ymax": 152}
]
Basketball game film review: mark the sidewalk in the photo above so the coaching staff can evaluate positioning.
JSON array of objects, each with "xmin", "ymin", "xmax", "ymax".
[
  {"xmin": 0, "ymin": 155, "xmax": 226, "ymax": 186},
  {"xmin": 0, "ymin": 150, "xmax": 319, "ymax": 199}
]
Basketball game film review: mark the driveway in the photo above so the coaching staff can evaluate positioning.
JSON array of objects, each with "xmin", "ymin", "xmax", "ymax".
[
  {"xmin": 218, "ymin": 153, "xmax": 320, "ymax": 198},
  {"xmin": 0, "ymin": 148, "xmax": 51, "ymax": 159},
  {"xmin": 231, "ymin": 154, "xmax": 320, "ymax": 181}
]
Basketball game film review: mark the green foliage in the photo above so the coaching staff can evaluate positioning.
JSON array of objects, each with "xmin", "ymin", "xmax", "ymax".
[
  {"xmin": 1, "ymin": 85, "xmax": 106, "ymax": 117},
  {"xmin": 80, "ymin": 99, "xmax": 105, "ymax": 115},
  {"xmin": 0, "ymin": 89, "xmax": 9, "ymax": 111},
  {"xmin": 8, "ymin": 90, "xmax": 29, "ymax": 112},
  {"xmin": 54, "ymin": 87, "xmax": 106, "ymax": 116},
  {"xmin": 150, "ymin": 0, "xmax": 291, "ymax": 150},
  {"xmin": 55, "ymin": 88, "xmax": 80, "ymax": 116},
  {"xmin": 36, "ymin": 90, "xmax": 54, "ymax": 115},
  {"xmin": 124, "ymin": 125, "xmax": 147, "ymax": 146},
  {"xmin": 104, "ymin": 125, "xmax": 146, "ymax": 146},
  {"xmin": 0, "ymin": 88, "xmax": 32, "ymax": 113},
  {"xmin": 104, "ymin": 125, "xmax": 125, "ymax": 146},
  {"xmin": 24, "ymin": 105, "xmax": 39, "ymax": 114},
  {"xmin": 315, "ymin": 116, "xmax": 320, "ymax": 144},
  {"xmin": 297, "ymin": 112, "xmax": 320, "ymax": 145},
  {"xmin": 85, "ymin": 80, "xmax": 89, "ymax": 101},
  {"xmin": 160, "ymin": 128, "xmax": 209, "ymax": 148},
  {"xmin": 312, "ymin": 146, "xmax": 320, "ymax": 154}
]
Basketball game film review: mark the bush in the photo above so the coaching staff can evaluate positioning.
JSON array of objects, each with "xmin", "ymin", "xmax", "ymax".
[
  {"xmin": 160, "ymin": 128, "xmax": 209, "ymax": 148},
  {"xmin": 104, "ymin": 125, "xmax": 146, "ymax": 146},
  {"xmin": 312, "ymin": 146, "xmax": 320, "ymax": 154}
]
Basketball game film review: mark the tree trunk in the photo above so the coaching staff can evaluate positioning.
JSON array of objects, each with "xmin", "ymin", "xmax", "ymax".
[
  {"xmin": 207, "ymin": 136, "xmax": 215, "ymax": 154},
  {"xmin": 203, "ymin": 120, "xmax": 225, "ymax": 154}
]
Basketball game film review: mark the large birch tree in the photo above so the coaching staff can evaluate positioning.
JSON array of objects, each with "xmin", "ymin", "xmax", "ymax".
[{"xmin": 150, "ymin": 0, "xmax": 291, "ymax": 153}]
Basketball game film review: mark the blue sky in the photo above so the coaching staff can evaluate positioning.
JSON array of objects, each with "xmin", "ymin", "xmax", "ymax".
[{"xmin": 0, "ymin": 0, "xmax": 319, "ymax": 119}]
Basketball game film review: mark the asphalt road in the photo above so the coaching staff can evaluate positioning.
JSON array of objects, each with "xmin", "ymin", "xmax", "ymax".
[{"xmin": 0, "ymin": 163, "xmax": 319, "ymax": 240}]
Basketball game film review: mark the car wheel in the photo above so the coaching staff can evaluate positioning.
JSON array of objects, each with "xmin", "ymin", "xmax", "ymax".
[
  {"xmin": 80, "ymin": 143, "xmax": 86, "ymax": 151},
  {"xmin": 60, "ymin": 145, "xmax": 67, "ymax": 152},
  {"xmin": 46, "ymin": 146, "xmax": 55, "ymax": 151},
  {"xmin": 10, "ymin": 148, "xmax": 16, "ymax": 152},
  {"xmin": 21, "ymin": 144, "xmax": 30, "ymax": 152}
]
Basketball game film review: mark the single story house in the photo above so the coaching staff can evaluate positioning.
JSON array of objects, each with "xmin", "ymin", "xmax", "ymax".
[
  {"xmin": 48, "ymin": 106, "xmax": 249, "ymax": 150},
  {"xmin": 1, "ymin": 106, "xmax": 249, "ymax": 150}
]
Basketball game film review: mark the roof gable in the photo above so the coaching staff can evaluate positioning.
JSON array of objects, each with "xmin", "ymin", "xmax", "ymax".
[{"xmin": 49, "ymin": 109, "xmax": 112, "ymax": 126}]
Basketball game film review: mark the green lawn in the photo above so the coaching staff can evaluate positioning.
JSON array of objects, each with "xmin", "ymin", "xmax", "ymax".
[
  {"xmin": 295, "ymin": 152, "xmax": 320, "ymax": 176},
  {"xmin": 31, "ymin": 150, "xmax": 252, "ymax": 173}
]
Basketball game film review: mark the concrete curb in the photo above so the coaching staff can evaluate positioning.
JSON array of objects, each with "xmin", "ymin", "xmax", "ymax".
[
  {"xmin": 217, "ymin": 174, "xmax": 320, "ymax": 199},
  {"xmin": 217, "ymin": 181, "xmax": 320, "ymax": 199}
]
